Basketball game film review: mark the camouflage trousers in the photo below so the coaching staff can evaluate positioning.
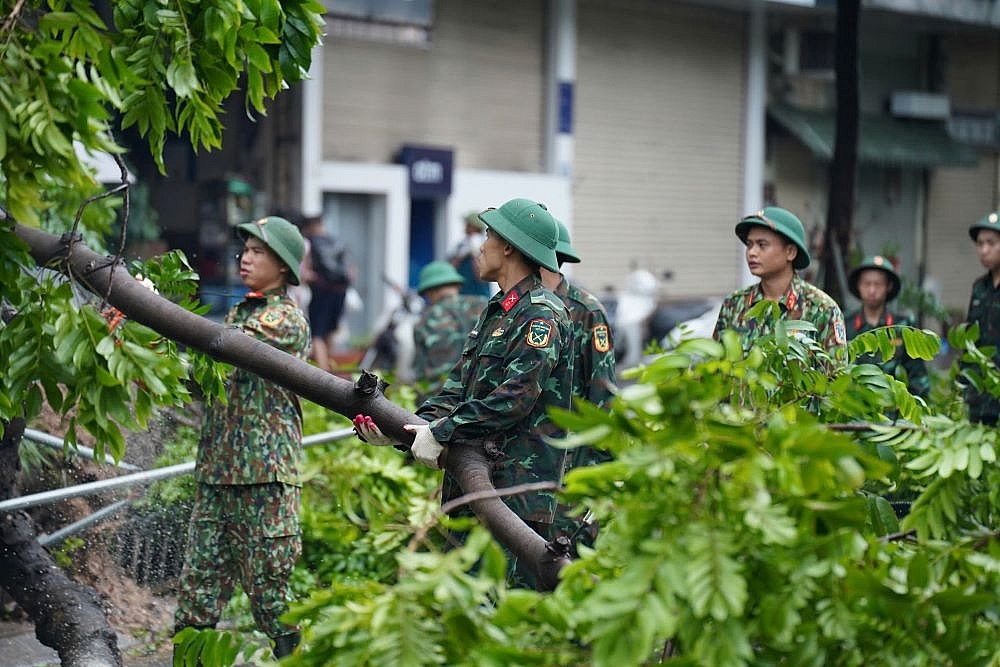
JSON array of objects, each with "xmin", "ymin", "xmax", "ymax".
[{"xmin": 174, "ymin": 482, "xmax": 301, "ymax": 639}]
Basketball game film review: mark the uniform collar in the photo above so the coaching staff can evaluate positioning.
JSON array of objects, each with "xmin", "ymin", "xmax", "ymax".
[
  {"xmin": 497, "ymin": 273, "xmax": 543, "ymax": 313},
  {"xmin": 244, "ymin": 288, "xmax": 286, "ymax": 301},
  {"xmin": 746, "ymin": 275, "xmax": 803, "ymax": 313}
]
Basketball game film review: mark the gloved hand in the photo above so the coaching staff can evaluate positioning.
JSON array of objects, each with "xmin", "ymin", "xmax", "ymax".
[
  {"xmin": 404, "ymin": 424, "xmax": 444, "ymax": 469},
  {"xmin": 352, "ymin": 414, "xmax": 397, "ymax": 447}
]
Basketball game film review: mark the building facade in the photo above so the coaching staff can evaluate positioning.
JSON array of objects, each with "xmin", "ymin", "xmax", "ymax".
[{"xmin": 139, "ymin": 0, "xmax": 1000, "ymax": 337}]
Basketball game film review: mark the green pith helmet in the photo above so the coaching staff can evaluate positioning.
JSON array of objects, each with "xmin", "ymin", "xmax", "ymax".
[
  {"xmin": 555, "ymin": 220, "xmax": 581, "ymax": 265},
  {"xmin": 735, "ymin": 206, "xmax": 811, "ymax": 270},
  {"xmin": 969, "ymin": 211, "xmax": 1000, "ymax": 240},
  {"xmin": 417, "ymin": 260, "xmax": 465, "ymax": 293},
  {"xmin": 478, "ymin": 198, "xmax": 559, "ymax": 272},
  {"xmin": 848, "ymin": 254, "xmax": 900, "ymax": 302},
  {"xmin": 236, "ymin": 216, "xmax": 305, "ymax": 285}
]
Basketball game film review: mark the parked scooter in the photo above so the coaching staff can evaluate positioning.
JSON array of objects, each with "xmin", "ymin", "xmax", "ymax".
[
  {"xmin": 359, "ymin": 275, "xmax": 423, "ymax": 383},
  {"xmin": 603, "ymin": 266, "xmax": 719, "ymax": 368}
]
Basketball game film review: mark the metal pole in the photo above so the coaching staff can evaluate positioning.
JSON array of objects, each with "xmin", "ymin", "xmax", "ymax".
[
  {"xmin": 23, "ymin": 428, "xmax": 142, "ymax": 472},
  {"xmin": 0, "ymin": 428, "xmax": 356, "ymax": 514},
  {"xmin": 38, "ymin": 499, "xmax": 132, "ymax": 547}
]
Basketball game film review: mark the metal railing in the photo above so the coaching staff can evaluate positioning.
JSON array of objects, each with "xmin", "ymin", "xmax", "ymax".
[{"xmin": 11, "ymin": 428, "xmax": 356, "ymax": 556}]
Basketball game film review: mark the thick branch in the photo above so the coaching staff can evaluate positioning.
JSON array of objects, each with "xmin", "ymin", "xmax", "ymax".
[
  {"xmin": 0, "ymin": 419, "xmax": 121, "ymax": 667},
  {"xmin": 14, "ymin": 223, "xmax": 569, "ymax": 590}
]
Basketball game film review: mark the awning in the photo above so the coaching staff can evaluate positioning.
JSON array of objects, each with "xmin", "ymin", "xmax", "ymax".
[{"xmin": 768, "ymin": 102, "xmax": 979, "ymax": 169}]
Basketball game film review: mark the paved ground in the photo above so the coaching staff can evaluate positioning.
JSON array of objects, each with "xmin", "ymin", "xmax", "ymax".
[{"xmin": 0, "ymin": 620, "xmax": 171, "ymax": 667}]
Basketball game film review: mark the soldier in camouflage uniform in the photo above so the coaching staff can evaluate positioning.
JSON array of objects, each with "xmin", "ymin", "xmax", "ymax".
[
  {"xmin": 411, "ymin": 260, "xmax": 488, "ymax": 400},
  {"xmin": 965, "ymin": 212, "xmax": 1000, "ymax": 424},
  {"xmin": 844, "ymin": 255, "xmax": 929, "ymax": 397},
  {"xmin": 540, "ymin": 221, "xmax": 616, "ymax": 409},
  {"xmin": 354, "ymin": 198, "xmax": 573, "ymax": 587},
  {"xmin": 539, "ymin": 220, "xmax": 616, "ymax": 548},
  {"xmin": 174, "ymin": 216, "xmax": 310, "ymax": 660},
  {"xmin": 713, "ymin": 206, "xmax": 846, "ymax": 358}
]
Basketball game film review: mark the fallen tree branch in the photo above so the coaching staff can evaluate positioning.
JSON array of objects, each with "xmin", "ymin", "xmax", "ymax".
[
  {"xmin": 438, "ymin": 481, "xmax": 561, "ymax": 516},
  {"xmin": 13, "ymin": 222, "xmax": 571, "ymax": 590}
]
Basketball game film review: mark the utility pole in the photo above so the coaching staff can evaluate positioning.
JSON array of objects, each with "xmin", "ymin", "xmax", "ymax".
[{"xmin": 823, "ymin": 0, "xmax": 861, "ymax": 304}]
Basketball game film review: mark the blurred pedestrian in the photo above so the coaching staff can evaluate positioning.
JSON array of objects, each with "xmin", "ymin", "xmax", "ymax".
[
  {"xmin": 713, "ymin": 206, "xmax": 846, "ymax": 357},
  {"xmin": 412, "ymin": 260, "xmax": 487, "ymax": 399},
  {"xmin": 845, "ymin": 255, "xmax": 929, "ymax": 397},
  {"xmin": 354, "ymin": 198, "xmax": 573, "ymax": 587},
  {"xmin": 449, "ymin": 211, "xmax": 493, "ymax": 297},
  {"xmin": 174, "ymin": 216, "xmax": 309, "ymax": 660},
  {"xmin": 301, "ymin": 214, "xmax": 353, "ymax": 372},
  {"xmin": 964, "ymin": 212, "xmax": 1000, "ymax": 424}
]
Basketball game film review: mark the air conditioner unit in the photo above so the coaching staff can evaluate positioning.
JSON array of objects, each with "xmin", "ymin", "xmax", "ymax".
[{"xmin": 890, "ymin": 91, "xmax": 951, "ymax": 120}]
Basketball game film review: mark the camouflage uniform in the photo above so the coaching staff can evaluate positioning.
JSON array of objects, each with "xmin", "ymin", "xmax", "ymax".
[
  {"xmin": 965, "ymin": 273, "xmax": 1000, "ymax": 424},
  {"xmin": 712, "ymin": 275, "xmax": 847, "ymax": 357},
  {"xmin": 553, "ymin": 277, "xmax": 615, "ymax": 470},
  {"xmin": 417, "ymin": 273, "xmax": 573, "ymax": 529},
  {"xmin": 844, "ymin": 308, "xmax": 929, "ymax": 397},
  {"xmin": 175, "ymin": 290, "xmax": 309, "ymax": 640},
  {"xmin": 553, "ymin": 277, "xmax": 616, "ymax": 409},
  {"xmin": 412, "ymin": 293, "xmax": 488, "ymax": 399}
]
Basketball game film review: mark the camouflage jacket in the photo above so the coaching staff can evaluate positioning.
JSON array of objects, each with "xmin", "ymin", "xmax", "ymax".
[
  {"xmin": 195, "ymin": 290, "xmax": 310, "ymax": 486},
  {"xmin": 712, "ymin": 275, "xmax": 847, "ymax": 358},
  {"xmin": 553, "ymin": 277, "xmax": 616, "ymax": 408},
  {"xmin": 413, "ymin": 293, "xmax": 488, "ymax": 398},
  {"xmin": 417, "ymin": 273, "xmax": 573, "ymax": 524},
  {"xmin": 844, "ymin": 308, "xmax": 929, "ymax": 397},
  {"xmin": 965, "ymin": 273, "xmax": 1000, "ymax": 423}
]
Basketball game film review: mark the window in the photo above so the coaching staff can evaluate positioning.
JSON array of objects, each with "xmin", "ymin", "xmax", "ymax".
[{"xmin": 323, "ymin": 0, "xmax": 433, "ymax": 46}]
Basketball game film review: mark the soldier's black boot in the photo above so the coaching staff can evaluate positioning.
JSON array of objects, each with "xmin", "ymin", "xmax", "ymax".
[{"xmin": 272, "ymin": 631, "xmax": 301, "ymax": 659}]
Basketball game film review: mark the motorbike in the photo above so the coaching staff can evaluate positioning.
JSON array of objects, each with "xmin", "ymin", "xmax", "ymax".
[
  {"xmin": 602, "ymin": 267, "xmax": 720, "ymax": 369},
  {"xmin": 359, "ymin": 275, "xmax": 424, "ymax": 383}
]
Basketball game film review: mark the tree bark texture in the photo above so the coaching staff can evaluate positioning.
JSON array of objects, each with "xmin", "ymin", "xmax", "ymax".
[
  {"xmin": 822, "ymin": 0, "xmax": 861, "ymax": 304},
  {"xmin": 0, "ymin": 418, "xmax": 123, "ymax": 667},
  {"xmin": 13, "ymin": 223, "xmax": 571, "ymax": 590}
]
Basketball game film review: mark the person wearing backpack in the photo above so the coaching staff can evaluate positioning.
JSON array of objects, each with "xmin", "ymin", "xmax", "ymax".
[{"xmin": 301, "ymin": 215, "xmax": 353, "ymax": 372}]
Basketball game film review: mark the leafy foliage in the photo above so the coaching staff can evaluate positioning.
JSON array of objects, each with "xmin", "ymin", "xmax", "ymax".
[
  {"xmin": 276, "ymin": 314, "xmax": 1000, "ymax": 667},
  {"xmin": 0, "ymin": 0, "xmax": 324, "ymax": 458},
  {"xmin": 1, "ymin": 0, "xmax": 326, "ymax": 224}
]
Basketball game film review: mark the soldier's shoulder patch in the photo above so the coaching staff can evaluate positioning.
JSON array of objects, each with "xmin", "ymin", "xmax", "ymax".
[
  {"xmin": 526, "ymin": 318, "xmax": 554, "ymax": 348},
  {"xmin": 259, "ymin": 309, "xmax": 286, "ymax": 329},
  {"xmin": 834, "ymin": 319, "xmax": 847, "ymax": 345},
  {"xmin": 592, "ymin": 324, "xmax": 611, "ymax": 352}
]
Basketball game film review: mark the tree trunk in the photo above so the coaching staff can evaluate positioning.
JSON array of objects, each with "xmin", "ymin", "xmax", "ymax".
[
  {"xmin": 13, "ymin": 223, "xmax": 571, "ymax": 590},
  {"xmin": 822, "ymin": 0, "xmax": 861, "ymax": 304},
  {"xmin": 0, "ymin": 418, "xmax": 122, "ymax": 667}
]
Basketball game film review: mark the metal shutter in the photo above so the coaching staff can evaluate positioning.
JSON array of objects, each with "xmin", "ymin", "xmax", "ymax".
[{"xmin": 572, "ymin": 0, "xmax": 747, "ymax": 298}]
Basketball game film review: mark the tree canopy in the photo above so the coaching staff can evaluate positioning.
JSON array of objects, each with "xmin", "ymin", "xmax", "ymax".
[{"xmin": 0, "ymin": 0, "xmax": 325, "ymax": 445}]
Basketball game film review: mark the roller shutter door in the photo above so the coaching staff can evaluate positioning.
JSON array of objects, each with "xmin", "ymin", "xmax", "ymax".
[{"xmin": 573, "ymin": 0, "xmax": 747, "ymax": 298}]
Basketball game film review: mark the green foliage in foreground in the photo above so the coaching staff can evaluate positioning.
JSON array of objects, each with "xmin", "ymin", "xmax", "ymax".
[
  {"xmin": 0, "ymin": 0, "xmax": 325, "ymax": 458},
  {"xmin": 271, "ymin": 320, "xmax": 1000, "ymax": 667}
]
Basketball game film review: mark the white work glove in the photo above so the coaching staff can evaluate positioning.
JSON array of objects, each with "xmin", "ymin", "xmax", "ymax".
[
  {"xmin": 404, "ymin": 424, "xmax": 445, "ymax": 469},
  {"xmin": 352, "ymin": 414, "xmax": 397, "ymax": 447}
]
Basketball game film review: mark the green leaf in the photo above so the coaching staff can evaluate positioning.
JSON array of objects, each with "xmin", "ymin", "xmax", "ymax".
[{"xmin": 166, "ymin": 59, "xmax": 200, "ymax": 97}]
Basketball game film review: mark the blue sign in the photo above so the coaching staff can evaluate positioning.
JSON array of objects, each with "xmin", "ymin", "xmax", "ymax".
[
  {"xmin": 559, "ymin": 81, "xmax": 574, "ymax": 134},
  {"xmin": 399, "ymin": 145, "xmax": 453, "ymax": 198}
]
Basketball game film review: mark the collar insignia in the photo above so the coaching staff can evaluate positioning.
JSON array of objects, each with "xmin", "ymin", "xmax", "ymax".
[{"xmin": 502, "ymin": 290, "xmax": 520, "ymax": 312}]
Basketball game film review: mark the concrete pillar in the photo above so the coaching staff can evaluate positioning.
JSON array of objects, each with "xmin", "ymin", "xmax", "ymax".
[{"xmin": 741, "ymin": 0, "xmax": 768, "ymax": 287}]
